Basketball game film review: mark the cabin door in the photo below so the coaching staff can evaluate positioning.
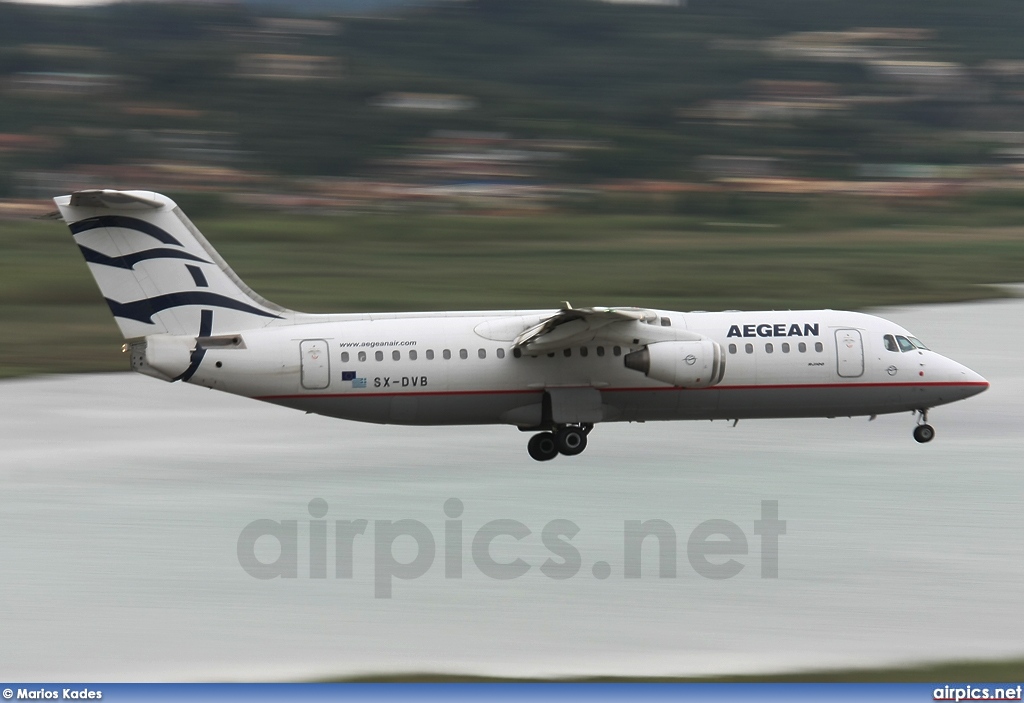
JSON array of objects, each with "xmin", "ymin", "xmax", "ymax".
[
  {"xmin": 835, "ymin": 329, "xmax": 864, "ymax": 378},
  {"xmin": 300, "ymin": 339, "xmax": 330, "ymax": 389}
]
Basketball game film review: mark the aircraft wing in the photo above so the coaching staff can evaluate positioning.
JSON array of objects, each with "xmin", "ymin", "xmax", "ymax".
[{"xmin": 513, "ymin": 303, "xmax": 701, "ymax": 354}]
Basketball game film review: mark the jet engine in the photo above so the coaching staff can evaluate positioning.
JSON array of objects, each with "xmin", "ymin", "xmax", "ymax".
[{"xmin": 623, "ymin": 339, "xmax": 725, "ymax": 388}]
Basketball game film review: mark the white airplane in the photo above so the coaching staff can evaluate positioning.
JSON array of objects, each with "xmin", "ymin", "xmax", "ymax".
[{"xmin": 55, "ymin": 189, "xmax": 989, "ymax": 461}]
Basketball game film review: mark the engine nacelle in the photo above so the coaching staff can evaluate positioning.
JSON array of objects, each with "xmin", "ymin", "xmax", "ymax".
[
  {"xmin": 128, "ymin": 334, "xmax": 196, "ymax": 382},
  {"xmin": 623, "ymin": 339, "xmax": 725, "ymax": 388}
]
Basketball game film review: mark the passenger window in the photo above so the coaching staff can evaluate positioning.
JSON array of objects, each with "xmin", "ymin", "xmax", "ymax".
[
  {"xmin": 443, "ymin": 349, "xmax": 451, "ymax": 360},
  {"xmin": 765, "ymin": 343, "xmax": 774, "ymax": 354},
  {"xmin": 460, "ymin": 349, "xmax": 468, "ymax": 360},
  {"xmin": 426, "ymin": 349, "xmax": 434, "ymax": 360},
  {"xmin": 580, "ymin": 346, "xmax": 588, "ymax": 357},
  {"xmin": 660, "ymin": 317, "xmax": 671, "ymax": 327},
  {"xmin": 358, "ymin": 351, "xmax": 366, "ymax": 362},
  {"xmin": 613, "ymin": 346, "xmax": 622, "ymax": 356},
  {"xmin": 393, "ymin": 350, "xmax": 401, "ymax": 361},
  {"xmin": 478, "ymin": 349, "xmax": 486, "ymax": 359},
  {"xmin": 728, "ymin": 344, "xmax": 737, "ymax": 354},
  {"xmin": 798, "ymin": 343, "xmax": 806, "ymax": 353},
  {"xmin": 883, "ymin": 335, "xmax": 899, "ymax": 353},
  {"xmin": 563, "ymin": 348, "xmax": 571, "ymax": 357},
  {"xmin": 814, "ymin": 342, "xmax": 823, "ymax": 352},
  {"xmin": 596, "ymin": 346, "xmax": 605, "ymax": 357},
  {"xmin": 409, "ymin": 350, "xmax": 417, "ymax": 361},
  {"xmin": 497, "ymin": 348, "xmax": 505, "ymax": 359},
  {"xmin": 781, "ymin": 343, "xmax": 790, "ymax": 353},
  {"xmin": 375, "ymin": 351, "xmax": 384, "ymax": 361},
  {"xmin": 908, "ymin": 336, "xmax": 929, "ymax": 350},
  {"xmin": 745, "ymin": 343, "xmax": 753, "ymax": 354},
  {"xmin": 513, "ymin": 348, "xmax": 522, "ymax": 359},
  {"xmin": 341, "ymin": 352, "xmax": 349, "ymax": 363},
  {"xmin": 896, "ymin": 336, "xmax": 915, "ymax": 352}
]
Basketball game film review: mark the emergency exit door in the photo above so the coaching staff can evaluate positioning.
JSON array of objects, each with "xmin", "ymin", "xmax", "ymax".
[
  {"xmin": 300, "ymin": 339, "xmax": 330, "ymax": 389},
  {"xmin": 835, "ymin": 329, "xmax": 864, "ymax": 378}
]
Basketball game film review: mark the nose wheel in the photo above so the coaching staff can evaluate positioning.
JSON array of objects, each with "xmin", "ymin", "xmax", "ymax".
[
  {"xmin": 913, "ymin": 409, "xmax": 935, "ymax": 443},
  {"xmin": 527, "ymin": 424, "xmax": 592, "ymax": 461}
]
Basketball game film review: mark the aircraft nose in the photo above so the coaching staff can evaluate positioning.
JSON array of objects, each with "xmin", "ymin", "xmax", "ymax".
[{"xmin": 949, "ymin": 359, "xmax": 989, "ymax": 397}]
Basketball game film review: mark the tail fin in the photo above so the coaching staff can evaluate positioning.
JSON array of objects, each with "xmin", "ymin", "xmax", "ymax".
[{"xmin": 55, "ymin": 190, "xmax": 291, "ymax": 340}]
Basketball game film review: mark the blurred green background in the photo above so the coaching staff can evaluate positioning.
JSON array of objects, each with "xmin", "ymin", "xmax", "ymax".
[
  {"xmin": 2, "ymin": 0, "xmax": 1024, "ymax": 683},
  {"xmin": 2, "ymin": 0, "xmax": 1024, "ymax": 377}
]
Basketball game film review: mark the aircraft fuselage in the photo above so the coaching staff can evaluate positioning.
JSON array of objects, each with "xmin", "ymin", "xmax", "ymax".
[{"xmin": 166, "ymin": 308, "xmax": 986, "ymax": 427}]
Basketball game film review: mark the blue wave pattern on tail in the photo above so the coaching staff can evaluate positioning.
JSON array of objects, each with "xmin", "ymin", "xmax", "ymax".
[
  {"xmin": 173, "ymin": 309, "xmax": 214, "ymax": 382},
  {"xmin": 79, "ymin": 245, "xmax": 212, "ymax": 270},
  {"xmin": 104, "ymin": 293, "xmax": 282, "ymax": 324},
  {"xmin": 59, "ymin": 190, "xmax": 290, "ymax": 338},
  {"xmin": 70, "ymin": 215, "xmax": 182, "ymax": 245}
]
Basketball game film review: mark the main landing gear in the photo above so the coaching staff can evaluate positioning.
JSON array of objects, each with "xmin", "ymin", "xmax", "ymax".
[
  {"xmin": 913, "ymin": 408, "xmax": 935, "ymax": 443},
  {"xmin": 527, "ymin": 424, "xmax": 593, "ymax": 461}
]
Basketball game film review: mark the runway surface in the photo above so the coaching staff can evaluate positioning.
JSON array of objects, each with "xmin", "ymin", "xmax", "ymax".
[{"xmin": 1, "ymin": 298, "xmax": 1021, "ymax": 681}]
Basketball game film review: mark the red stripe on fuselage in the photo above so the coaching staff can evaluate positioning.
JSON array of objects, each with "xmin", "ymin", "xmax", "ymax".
[{"xmin": 254, "ymin": 381, "xmax": 988, "ymax": 401}]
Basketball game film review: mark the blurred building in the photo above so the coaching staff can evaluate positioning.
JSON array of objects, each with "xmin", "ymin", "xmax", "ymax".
[
  {"xmin": 696, "ymin": 155, "xmax": 785, "ymax": 180},
  {"xmin": 372, "ymin": 93, "xmax": 477, "ymax": 112},
  {"xmin": 0, "ymin": 133, "xmax": 56, "ymax": 153},
  {"xmin": 8, "ymin": 72, "xmax": 123, "ymax": 97},
  {"xmin": 237, "ymin": 54, "xmax": 340, "ymax": 81}
]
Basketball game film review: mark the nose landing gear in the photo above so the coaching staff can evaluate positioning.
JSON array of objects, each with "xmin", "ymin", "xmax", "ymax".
[
  {"xmin": 527, "ymin": 423, "xmax": 593, "ymax": 461},
  {"xmin": 913, "ymin": 409, "xmax": 935, "ymax": 443}
]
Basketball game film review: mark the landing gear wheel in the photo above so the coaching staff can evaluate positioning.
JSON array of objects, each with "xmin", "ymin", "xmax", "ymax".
[
  {"xmin": 528, "ymin": 432, "xmax": 559, "ymax": 462},
  {"xmin": 913, "ymin": 424, "xmax": 935, "ymax": 443},
  {"xmin": 556, "ymin": 426, "xmax": 588, "ymax": 456}
]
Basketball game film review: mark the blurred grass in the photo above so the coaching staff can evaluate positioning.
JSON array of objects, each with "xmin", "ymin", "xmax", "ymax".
[
  {"xmin": 2, "ymin": 198, "xmax": 1024, "ymax": 377},
  {"xmin": 332, "ymin": 656, "xmax": 1024, "ymax": 682}
]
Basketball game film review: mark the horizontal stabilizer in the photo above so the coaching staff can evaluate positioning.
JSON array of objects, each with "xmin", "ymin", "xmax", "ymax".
[{"xmin": 68, "ymin": 189, "xmax": 165, "ymax": 210}]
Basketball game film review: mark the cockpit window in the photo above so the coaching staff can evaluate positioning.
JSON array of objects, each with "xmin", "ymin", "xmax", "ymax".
[
  {"xmin": 883, "ymin": 335, "xmax": 898, "ymax": 352},
  {"xmin": 908, "ymin": 336, "xmax": 929, "ymax": 350},
  {"xmin": 895, "ymin": 335, "xmax": 916, "ymax": 353}
]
